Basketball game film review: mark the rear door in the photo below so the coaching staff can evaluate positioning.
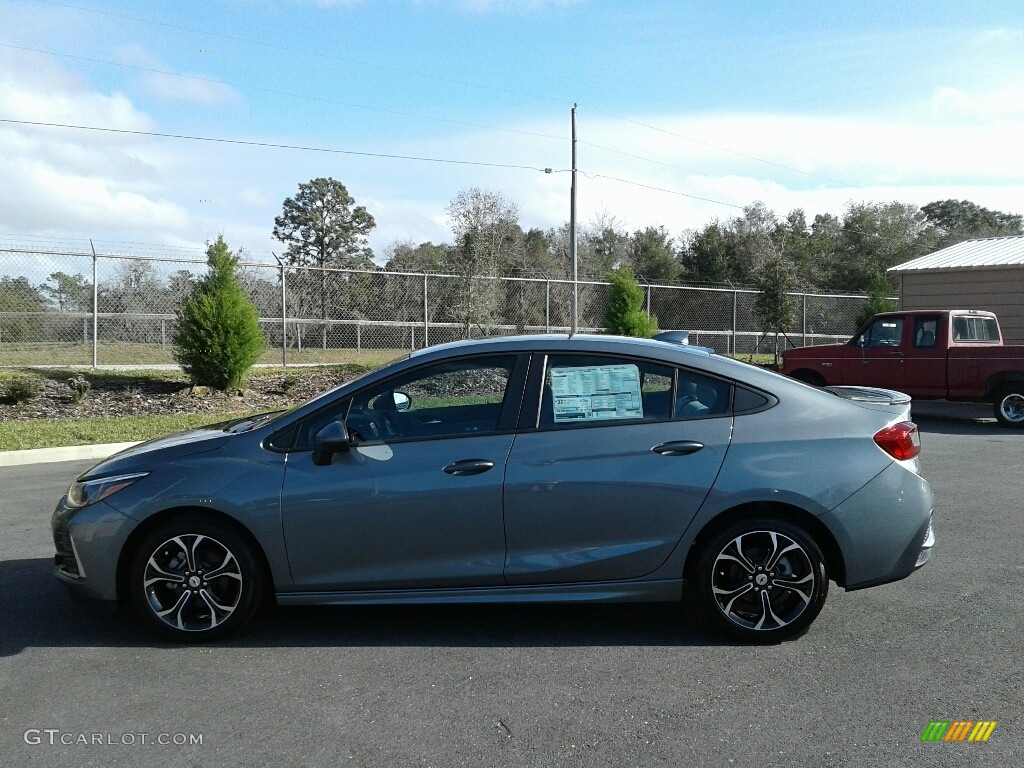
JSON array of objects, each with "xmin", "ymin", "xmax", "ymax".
[
  {"xmin": 502, "ymin": 352, "xmax": 733, "ymax": 585},
  {"xmin": 902, "ymin": 314, "xmax": 947, "ymax": 397}
]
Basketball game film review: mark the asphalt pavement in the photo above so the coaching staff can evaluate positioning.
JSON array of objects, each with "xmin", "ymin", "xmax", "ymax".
[{"xmin": 0, "ymin": 412, "xmax": 1020, "ymax": 767}]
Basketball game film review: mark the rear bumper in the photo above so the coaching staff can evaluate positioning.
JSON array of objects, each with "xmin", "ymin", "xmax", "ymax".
[
  {"xmin": 844, "ymin": 513, "xmax": 934, "ymax": 591},
  {"xmin": 818, "ymin": 461, "xmax": 935, "ymax": 590}
]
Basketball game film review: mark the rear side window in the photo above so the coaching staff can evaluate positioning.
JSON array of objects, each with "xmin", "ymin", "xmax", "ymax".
[
  {"xmin": 914, "ymin": 317, "xmax": 939, "ymax": 348},
  {"xmin": 952, "ymin": 315, "xmax": 1000, "ymax": 343},
  {"xmin": 675, "ymin": 369, "xmax": 732, "ymax": 419},
  {"xmin": 543, "ymin": 356, "xmax": 672, "ymax": 426}
]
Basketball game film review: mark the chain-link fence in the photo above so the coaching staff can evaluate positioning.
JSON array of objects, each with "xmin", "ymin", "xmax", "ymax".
[{"xmin": 0, "ymin": 244, "xmax": 885, "ymax": 367}]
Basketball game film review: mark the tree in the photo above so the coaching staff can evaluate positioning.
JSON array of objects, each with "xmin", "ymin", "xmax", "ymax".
[
  {"xmin": 0, "ymin": 276, "xmax": 46, "ymax": 342},
  {"xmin": 173, "ymin": 237, "xmax": 266, "ymax": 390},
  {"xmin": 681, "ymin": 222, "xmax": 732, "ymax": 285},
  {"xmin": 272, "ymin": 177, "xmax": 376, "ymax": 348},
  {"xmin": 922, "ymin": 199, "xmax": 1024, "ymax": 248},
  {"xmin": 855, "ymin": 276, "xmax": 898, "ymax": 328},
  {"xmin": 728, "ymin": 202, "xmax": 780, "ymax": 285},
  {"xmin": 752, "ymin": 249, "xmax": 797, "ymax": 364},
  {"xmin": 604, "ymin": 265, "xmax": 658, "ymax": 338},
  {"xmin": 445, "ymin": 188, "xmax": 523, "ymax": 336},
  {"xmin": 834, "ymin": 201, "xmax": 934, "ymax": 292},
  {"xmin": 39, "ymin": 272, "xmax": 91, "ymax": 312},
  {"xmin": 629, "ymin": 226, "xmax": 680, "ymax": 283},
  {"xmin": 383, "ymin": 240, "xmax": 448, "ymax": 273}
]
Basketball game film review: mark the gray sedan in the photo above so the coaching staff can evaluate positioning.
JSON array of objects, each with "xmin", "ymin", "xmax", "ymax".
[{"xmin": 52, "ymin": 334, "xmax": 934, "ymax": 643}]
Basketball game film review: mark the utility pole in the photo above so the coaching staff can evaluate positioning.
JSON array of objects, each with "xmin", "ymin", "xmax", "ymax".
[{"xmin": 570, "ymin": 103, "xmax": 578, "ymax": 336}]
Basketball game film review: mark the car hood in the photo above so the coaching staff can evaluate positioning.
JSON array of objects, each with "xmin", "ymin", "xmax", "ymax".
[
  {"xmin": 80, "ymin": 425, "xmax": 231, "ymax": 479},
  {"xmin": 785, "ymin": 343, "xmax": 846, "ymax": 358}
]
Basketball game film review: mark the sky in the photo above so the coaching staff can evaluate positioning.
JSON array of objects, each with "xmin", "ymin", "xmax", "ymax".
[{"xmin": 1, "ymin": 0, "xmax": 1023, "ymax": 267}]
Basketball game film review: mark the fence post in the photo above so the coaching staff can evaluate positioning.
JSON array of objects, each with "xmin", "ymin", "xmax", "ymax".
[
  {"xmin": 90, "ymin": 240, "xmax": 98, "ymax": 368},
  {"xmin": 277, "ymin": 260, "xmax": 287, "ymax": 367},
  {"xmin": 731, "ymin": 290, "xmax": 738, "ymax": 357},
  {"xmin": 646, "ymin": 285, "xmax": 652, "ymax": 318},
  {"xmin": 802, "ymin": 293, "xmax": 807, "ymax": 347},
  {"xmin": 83, "ymin": 317, "xmax": 88, "ymax": 346},
  {"xmin": 160, "ymin": 319, "xmax": 166, "ymax": 349},
  {"xmin": 545, "ymin": 280, "xmax": 551, "ymax": 333},
  {"xmin": 356, "ymin": 321, "xmax": 361, "ymax": 353},
  {"xmin": 423, "ymin": 273, "xmax": 429, "ymax": 348}
]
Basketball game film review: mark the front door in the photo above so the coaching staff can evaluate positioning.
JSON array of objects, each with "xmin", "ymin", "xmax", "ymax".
[
  {"xmin": 281, "ymin": 354, "xmax": 521, "ymax": 591},
  {"xmin": 843, "ymin": 316, "xmax": 905, "ymax": 389}
]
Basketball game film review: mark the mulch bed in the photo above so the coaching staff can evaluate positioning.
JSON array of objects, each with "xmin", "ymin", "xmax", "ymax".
[{"xmin": 0, "ymin": 369, "xmax": 359, "ymax": 421}]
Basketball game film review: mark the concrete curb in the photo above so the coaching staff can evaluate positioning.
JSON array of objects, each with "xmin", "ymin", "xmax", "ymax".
[{"xmin": 0, "ymin": 442, "xmax": 141, "ymax": 468}]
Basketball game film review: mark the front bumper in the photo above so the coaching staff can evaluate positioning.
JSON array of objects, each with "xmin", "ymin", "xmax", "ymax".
[{"xmin": 51, "ymin": 496, "xmax": 138, "ymax": 603}]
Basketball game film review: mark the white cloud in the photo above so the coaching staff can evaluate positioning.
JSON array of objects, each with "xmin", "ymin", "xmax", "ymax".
[
  {"xmin": 115, "ymin": 46, "xmax": 244, "ymax": 107},
  {"xmin": 931, "ymin": 85, "xmax": 1024, "ymax": 119},
  {"xmin": 139, "ymin": 72, "xmax": 244, "ymax": 106}
]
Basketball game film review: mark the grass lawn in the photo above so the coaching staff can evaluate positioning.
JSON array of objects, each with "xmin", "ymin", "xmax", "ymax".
[
  {"xmin": 0, "ymin": 411, "xmax": 266, "ymax": 452},
  {"xmin": 0, "ymin": 341, "xmax": 406, "ymax": 368}
]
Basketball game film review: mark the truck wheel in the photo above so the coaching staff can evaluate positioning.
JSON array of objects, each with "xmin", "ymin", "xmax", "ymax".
[{"xmin": 994, "ymin": 385, "xmax": 1024, "ymax": 427}]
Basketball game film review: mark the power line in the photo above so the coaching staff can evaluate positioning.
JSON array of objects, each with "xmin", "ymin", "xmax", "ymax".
[
  {"xmin": 0, "ymin": 118, "xmax": 567, "ymax": 172},
  {"xmin": 32, "ymin": 0, "xmax": 864, "ymax": 191},
  {"xmin": 584, "ymin": 106, "xmax": 863, "ymax": 190},
  {"xmin": 0, "ymin": 43, "xmax": 567, "ymax": 143},
  {"xmin": 582, "ymin": 172, "xmax": 744, "ymax": 210}
]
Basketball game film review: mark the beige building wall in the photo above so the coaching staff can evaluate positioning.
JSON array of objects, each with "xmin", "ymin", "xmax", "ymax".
[{"xmin": 899, "ymin": 268, "xmax": 1024, "ymax": 344}]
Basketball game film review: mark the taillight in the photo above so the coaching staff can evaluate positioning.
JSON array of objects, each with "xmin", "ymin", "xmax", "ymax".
[{"xmin": 874, "ymin": 421, "xmax": 921, "ymax": 460}]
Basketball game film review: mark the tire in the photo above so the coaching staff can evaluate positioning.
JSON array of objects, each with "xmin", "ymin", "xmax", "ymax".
[
  {"xmin": 694, "ymin": 517, "xmax": 828, "ymax": 643},
  {"xmin": 130, "ymin": 516, "xmax": 266, "ymax": 642},
  {"xmin": 993, "ymin": 385, "xmax": 1024, "ymax": 428},
  {"xmin": 791, "ymin": 370, "xmax": 825, "ymax": 387}
]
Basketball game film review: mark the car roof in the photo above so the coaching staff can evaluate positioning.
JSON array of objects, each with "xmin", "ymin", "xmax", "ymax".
[
  {"xmin": 408, "ymin": 333, "xmax": 716, "ymax": 360},
  {"xmin": 405, "ymin": 333, "xmax": 791, "ymax": 390}
]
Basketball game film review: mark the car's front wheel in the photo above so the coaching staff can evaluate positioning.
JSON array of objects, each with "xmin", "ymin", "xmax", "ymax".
[
  {"xmin": 130, "ymin": 517, "xmax": 266, "ymax": 642},
  {"xmin": 695, "ymin": 517, "xmax": 828, "ymax": 642}
]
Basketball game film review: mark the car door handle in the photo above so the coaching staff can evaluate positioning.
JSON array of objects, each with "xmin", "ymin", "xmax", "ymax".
[
  {"xmin": 652, "ymin": 441, "xmax": 704, "ymax": 456},
  {"xmin": 443, "ymin": 459, "xmax": 495, "ymax": 476}
]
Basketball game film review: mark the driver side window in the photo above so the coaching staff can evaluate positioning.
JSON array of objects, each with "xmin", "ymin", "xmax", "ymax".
[
  {"xmin": 857, "ymin": 318, "xmax": 903, "ymax": 348},
  {"xmin": 348, "ymin": 355, "xmax": 515, "ymax": 442}
]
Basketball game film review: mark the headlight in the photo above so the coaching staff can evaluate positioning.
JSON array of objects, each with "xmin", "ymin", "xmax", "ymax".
[{"xmin": 67, "ymin": 472, "xmax": 149, "ymax": 509}]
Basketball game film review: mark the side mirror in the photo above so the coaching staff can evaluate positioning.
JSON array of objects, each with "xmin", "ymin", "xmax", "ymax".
[
  {"xmin": 393, "ymin": 391, "xmax": 411, "ymax": 412},
  {"xmin": 312, "ymin": 421, "xmax": 351, "ymax": 466}
]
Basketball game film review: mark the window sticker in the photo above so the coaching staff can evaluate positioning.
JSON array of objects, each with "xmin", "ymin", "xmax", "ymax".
[{"xmin": 549, "ymin": 364, "xmax": 643, "ymax": 423}]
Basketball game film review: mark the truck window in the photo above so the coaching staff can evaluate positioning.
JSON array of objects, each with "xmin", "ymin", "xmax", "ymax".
[
  {"xmin": 952, "ymin": 316, "xmax": 1000, "ymax": 343},
  {"xmin": 914, "ymin": 317, "xmax": 938, "ymax": 348},
  {"xmin": 857, "ymin": 318, "xmax": 903, "ymax": 347}
]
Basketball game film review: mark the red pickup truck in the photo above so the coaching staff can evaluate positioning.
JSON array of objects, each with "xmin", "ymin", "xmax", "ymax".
[{"xmin": 782, "ymin": 310, "xmax": 1024, "ymax": 427}]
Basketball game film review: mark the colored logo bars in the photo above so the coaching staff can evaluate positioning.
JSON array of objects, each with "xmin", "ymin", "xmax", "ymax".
[{"xmin": 921, "ymin": 721, "xmax": 997, "ymax": 742}]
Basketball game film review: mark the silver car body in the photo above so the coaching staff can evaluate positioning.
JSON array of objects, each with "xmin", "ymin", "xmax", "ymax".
[{"xmin": 52, "ymin": 335, "xmax": 934, "ymax": 627}]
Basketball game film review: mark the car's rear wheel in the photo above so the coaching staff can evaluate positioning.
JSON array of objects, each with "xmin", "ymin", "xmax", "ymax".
[
  {"xmin": 695, "ymin": 517, "xmax": 828, "ymax": 642},
  {"xmin": 130, "ymin": 517, "xmax": 265, "ymax": 642},
  {"xmin": 993, "ymin": 385, "xmax": 1024, "ymax": 428}
]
